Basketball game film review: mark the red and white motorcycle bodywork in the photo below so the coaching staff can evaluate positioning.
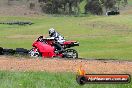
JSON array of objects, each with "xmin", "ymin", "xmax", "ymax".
[{"xmin": 29, "ymin": 37, "xmax": 79, "ymax": 59}]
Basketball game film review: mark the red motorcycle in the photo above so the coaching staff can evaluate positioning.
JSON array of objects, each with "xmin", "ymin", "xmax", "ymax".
[{"xmin": 29, "ymin": 36, "xmax": 79, "ymax": 59}]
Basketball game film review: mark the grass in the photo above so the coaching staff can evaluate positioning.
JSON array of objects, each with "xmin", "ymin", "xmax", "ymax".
[
  {"xmin": 0, "ymin": 71, "xmax": 131, "ymax": 88},
  {"xmin": 0, "ymin": 2, "xmax": 132, "ymax": 88},
  {"xmin": 128, "ymin": 0, "xmax": 132, "ymax": 5},
  {"xmin": 0, "ymin": 15, "xmax": 132, "ymax": 60}
]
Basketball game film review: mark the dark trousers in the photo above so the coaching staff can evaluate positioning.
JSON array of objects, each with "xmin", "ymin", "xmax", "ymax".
[{"xmin": 53, "ymin": 43, "xmax": 64, "ymax": 52}]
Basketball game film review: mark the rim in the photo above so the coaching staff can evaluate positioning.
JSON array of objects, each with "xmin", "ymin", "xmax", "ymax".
[
  {"xmin": 66, "ymin": 49, "xmax": 78, "ymax": 58},
  {"xmin": 29, "ymin": 49, "xmax": 40, "ymax": 57}
]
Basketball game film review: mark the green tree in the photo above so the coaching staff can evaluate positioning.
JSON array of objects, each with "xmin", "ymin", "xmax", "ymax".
[{"xmin": 85, "ymin": 0, "xmax": 103, "ymax": 15}]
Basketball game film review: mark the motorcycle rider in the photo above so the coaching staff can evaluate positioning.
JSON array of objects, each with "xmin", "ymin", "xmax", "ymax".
[
  {"xmin": 49, "ymin": 28, "xmax": 65, "ymax": 44},
  {"xmin": 48, "ymin": 28, "xmax": 65, "ymax": 53}
]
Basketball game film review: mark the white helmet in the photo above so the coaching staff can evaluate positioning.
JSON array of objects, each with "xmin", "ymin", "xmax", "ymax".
[{"xmin": 49, "ymin": 28, "xmax": 55, "ymax": 35}]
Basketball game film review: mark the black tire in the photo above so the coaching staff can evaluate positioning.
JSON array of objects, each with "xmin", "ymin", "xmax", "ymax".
[
  {"xmin": 0, "ymin": 47, "xmax": 3, "ymax": 55},
  {"xmin": 76, "ymin": 76, "xmax": 86, "ymax": 85},
  {"xmin": 15, "ymin": 48, "xmax": 29, "ymax": 55},
  {"xmin": 3, "ymin": 52, "xmax": 11, "ymax": 55},
  {"xmin": 3, "ymin": 49, "xmax": 9, "ymax": 52},
  {"xmin": 16, "ymin": 48, "xmax": 29, "ymax": 53},
  {"xmin": 3, "ymin": 49, "xmax": 15, "ymax": 55},
  {"xmin": 64, "ymin": 49, "xmax": 78, "ymax": 59},
  {"xmin": 16, "ymin": 52, "xmax": 28, "ymax": 55}
]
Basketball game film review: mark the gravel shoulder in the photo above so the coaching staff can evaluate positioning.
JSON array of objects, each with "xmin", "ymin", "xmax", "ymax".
[{"xmin": 0, "ymin": 56, "xmax": 132, "ymax": 74}]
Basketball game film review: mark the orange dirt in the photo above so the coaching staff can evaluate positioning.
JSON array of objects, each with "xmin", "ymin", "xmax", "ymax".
[{"xmin": 0, "ymin": 56, "xmax": 132, "ymax": 74}]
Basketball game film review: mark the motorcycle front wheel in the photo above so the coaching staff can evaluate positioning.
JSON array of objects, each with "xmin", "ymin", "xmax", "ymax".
[{"xmin": 29, "ymin": 48, "xmax": 41, "ymax": 57}]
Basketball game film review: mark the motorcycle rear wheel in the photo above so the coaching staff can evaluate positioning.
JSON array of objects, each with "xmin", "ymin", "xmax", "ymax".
[{"xmin": 64, "ymin": 49, "xmax": 78, "ymax": 59}]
